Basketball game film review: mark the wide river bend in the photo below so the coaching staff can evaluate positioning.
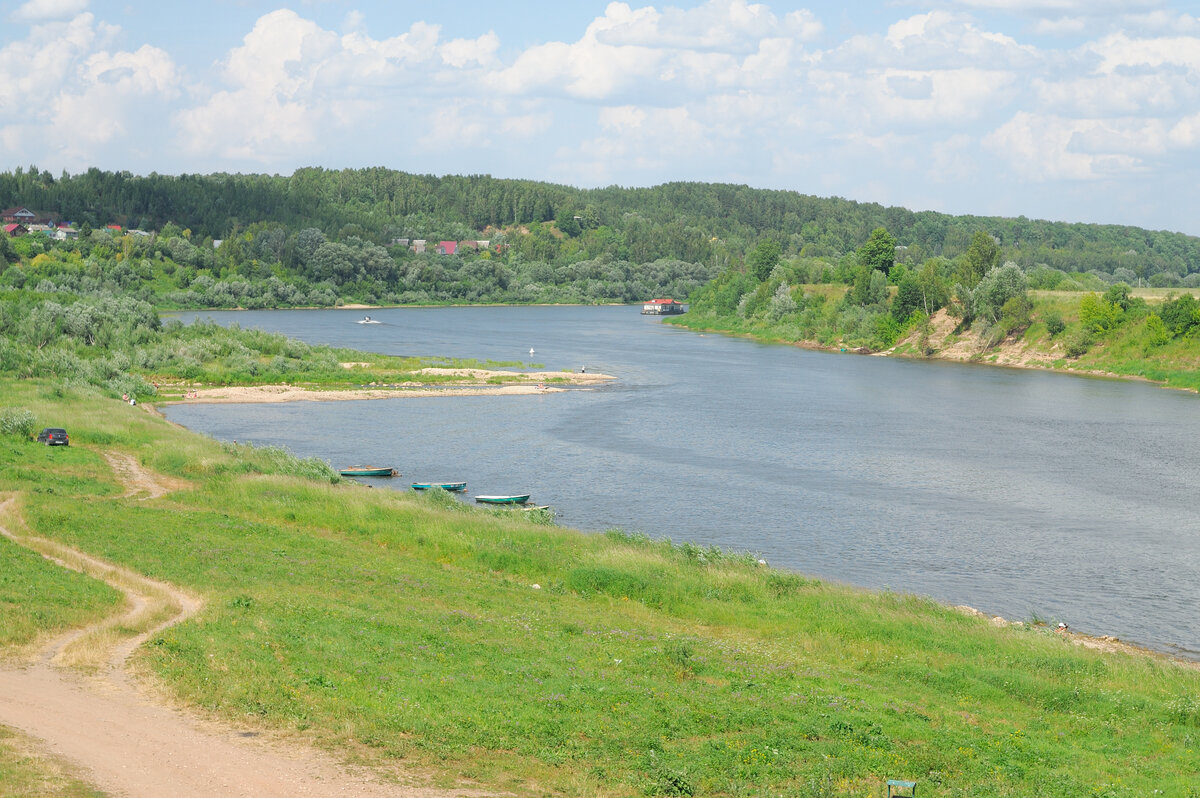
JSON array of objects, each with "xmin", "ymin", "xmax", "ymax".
[{"xmin": 164, "ymin": 306, "xmax": 1200, "ymax": 660}]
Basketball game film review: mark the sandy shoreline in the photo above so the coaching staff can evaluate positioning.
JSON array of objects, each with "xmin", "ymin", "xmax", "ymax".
[{"xmin": 157, "ymin": 368, "xmax": 615, "ymax": 405}]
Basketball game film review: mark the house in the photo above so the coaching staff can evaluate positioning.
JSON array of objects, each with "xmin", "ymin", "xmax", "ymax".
[
  {"xmin": 436, "ymin": 240, "xmax": 457, "ymax": 255},
  {"xmin": 391, "ymin": 238, "xmax": 410, "ymax": 247},
  {"xmin": 105, "ymin": 224, "xmax": 122, "ymax": 233},
  {"xmin": 456, "ymin": 240, "xmax": 479, "ymax": 254},
  {"xmin": 1, "ymin": 207, "xmax": 36, "ymax": 224},
  {"xmin": 3, "ymin": 223, "xmax": 28, "ymax": 237},
  {"xmin": 411, "ymin": 239, "xmax": 427, "ymax": 254},
  {"xmin": 53, "ymin": 227, "xmax": 79, "ymax": 241},
  {"xmin": 641, "ymin": 298, "xmax": 686, "ymax": 315}
]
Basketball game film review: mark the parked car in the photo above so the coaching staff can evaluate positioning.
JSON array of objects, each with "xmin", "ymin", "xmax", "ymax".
[{"xmin": 36, "ymin": 428, "xmax": 69, "ymax": 446}]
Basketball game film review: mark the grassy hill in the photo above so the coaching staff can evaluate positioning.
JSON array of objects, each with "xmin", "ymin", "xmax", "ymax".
[{"xmin": 3, "ymin": 378, "xmax": 1200, "ymax": 796}]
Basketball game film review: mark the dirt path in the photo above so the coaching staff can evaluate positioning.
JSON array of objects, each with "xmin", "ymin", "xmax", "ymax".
[{"xmin": 0, "ymin": 457, "xmax": 483, "ymax": 797}]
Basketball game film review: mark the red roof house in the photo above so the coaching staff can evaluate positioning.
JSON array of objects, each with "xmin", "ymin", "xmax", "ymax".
[
  {"xmin": 436, "ymin": 240, "xmax": 457, "ymax": 255},
  {"xmin": 3, "ymin": 223, "xmax": 28, "ymax": 237}
]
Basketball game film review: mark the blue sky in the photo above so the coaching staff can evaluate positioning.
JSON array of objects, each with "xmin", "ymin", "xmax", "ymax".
[{"xmin": 2, "ymin": 0, "xmax": 1200, "ymax": 235}]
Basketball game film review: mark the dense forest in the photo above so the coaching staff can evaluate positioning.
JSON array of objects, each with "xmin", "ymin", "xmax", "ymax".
[
  {"xmin": 4, "ymin": 165, "xmax": 1200, "ymax": 312},
  {"xmin": 5, "ymin": 166, "xmax": 1200, "ymax": 274}
]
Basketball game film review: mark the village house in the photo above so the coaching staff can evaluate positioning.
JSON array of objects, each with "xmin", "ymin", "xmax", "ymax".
[
  {"xmin": 3, "ymin": 223, "xmax": 28, "ymax": 237},
  {"xmin": 436, "ymin": 240, "xmax": 457, "ymax": 255},
  {"xmin": 1, "ymin": 207, "xmax": 36, "ymax": 224}
]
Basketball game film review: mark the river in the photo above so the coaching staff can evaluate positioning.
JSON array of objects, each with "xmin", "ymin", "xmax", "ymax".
[{"xmin": 163, "ymin": 306, "xmax": 1200, "ymax": 659}]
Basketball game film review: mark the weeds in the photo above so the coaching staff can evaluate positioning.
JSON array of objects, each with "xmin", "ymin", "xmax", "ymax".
[{"xmin": 0, "ymin": 408, "xmax": 37, "ymax": 439}]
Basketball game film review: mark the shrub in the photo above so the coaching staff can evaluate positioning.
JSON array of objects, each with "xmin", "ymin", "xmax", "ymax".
[
  {"xmin": 1064, "ymin": 328, "xmax": 1092, "ymax": 358},
  {"xmin": 1079, "ymin": 293, "xmax": 1122, "ymax": 333},
  {"xmin": 1043, "ymin": 311, "xmax": 1066, "ymax": 336},
  {"xmin": 1145, "ymin": 313, "xmax": 1171, "ymax": 348},
  {"xmin": 0, "ymin": 408, "xmax": 37, "ymax": 439}
]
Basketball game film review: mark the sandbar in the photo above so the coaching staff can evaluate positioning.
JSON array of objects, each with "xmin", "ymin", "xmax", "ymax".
[{"xmin": 159, "ymin": 368, "xmax": 614, "ymax": 405}]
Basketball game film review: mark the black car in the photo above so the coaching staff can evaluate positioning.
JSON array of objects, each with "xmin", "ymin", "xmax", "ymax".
[{"xmin": 36, "ymin": 428, "xmax": 69, "ymax": 446}]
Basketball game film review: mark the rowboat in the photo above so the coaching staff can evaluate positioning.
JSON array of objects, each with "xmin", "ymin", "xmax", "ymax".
[
  {"xmin": 411, "ymin": 482, "xmax": 467, "ymax": 492},
  {"xmin": 475, "ymin": 494, "xmax": 531, "ymax": 505},
  {"xmin": 338, "ymin": 466, "xmax": 397, "ymax": 477}
]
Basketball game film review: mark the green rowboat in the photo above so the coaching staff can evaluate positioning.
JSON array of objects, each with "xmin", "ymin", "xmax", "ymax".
[
  {"xmin": 339, "ymin": 466, "xmax": 398, "ymax": 477},
  {"xmin": 474, "ymin": 494, "xmax": 531, "ymax": 505}
]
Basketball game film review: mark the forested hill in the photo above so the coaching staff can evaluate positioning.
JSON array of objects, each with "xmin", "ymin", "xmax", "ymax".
[{"xmin": 4, "ymin": 165, "xmax": 1200, "ymax": 279}]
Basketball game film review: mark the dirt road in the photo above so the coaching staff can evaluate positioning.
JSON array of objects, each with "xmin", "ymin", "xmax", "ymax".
[{"xmin": 0, "ymin": 455, "xmax": 481, "ymax": 797}]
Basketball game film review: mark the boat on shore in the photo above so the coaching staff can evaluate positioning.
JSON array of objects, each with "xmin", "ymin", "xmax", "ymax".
[
  {"xmin": 411, "ymin": 481, "xmax": 467, "ymax": 492},
  {"xmin": 475, "ymin": 494, "xmax": 531, "ymax": 505},
  {"xmin": 339, "ymin": 466, "xmax": 397, "ymax": 477}
]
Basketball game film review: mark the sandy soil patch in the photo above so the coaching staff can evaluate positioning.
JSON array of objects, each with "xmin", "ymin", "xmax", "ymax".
[
  {"xmin": 885, "ymin": 309, "xmax": 1063, "ymax": 369},
  {"xmin": 416, "ymin": 367, "xmax": 615, "ymax": 385},
  {"xmin": 160, "ymin": 369, "xmax": 614, "ymax": 405}
]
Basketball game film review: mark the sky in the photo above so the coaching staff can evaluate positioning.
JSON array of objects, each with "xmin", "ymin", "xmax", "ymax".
[{"xmin": 2, "ymin": 0, "xmax": 1200, "ymax": 235}]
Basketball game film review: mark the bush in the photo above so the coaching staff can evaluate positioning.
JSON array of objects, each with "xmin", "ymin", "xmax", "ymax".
[
  {"xmin": 1043, "ymin": 311, "xmax": 1066, "ymax": 336},
  {"xmin": 1064, "ymin": 328, "xmax": 1092, "ymax": 358},
  {"xmin": 0, "ymin": 408, "xmax": 37, "ymax": 439}
]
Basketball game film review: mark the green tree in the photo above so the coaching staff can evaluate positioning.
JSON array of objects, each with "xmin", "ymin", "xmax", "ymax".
[
  {"xmin": 957, "ymin": 231, "xmax": 999, "ymax": 289},
  {"xmin": 856, "ymin": 227, "xmax": 897, "ymax": 276},
  {"xmin": 1102, "ymin": 282, "xmax": 1133, "ymax": 311},
  {"xmin": 973, "ymin": 262, "xmax": 1028, "ymax": 324},
  {"xmin": 747, "ymin": 239, "xmax": 782, "ymax": 282},
  {"xmin": 916, "ymin": 259, "xmax": 950, "ymax": 315},
  {"xmin": 892, "ymin": 273, "xmax": 923, "ymax": 322}
]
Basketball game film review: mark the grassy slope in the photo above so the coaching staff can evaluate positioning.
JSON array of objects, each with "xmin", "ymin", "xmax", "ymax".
[{"xmin": 2, "ymin": 379, "xmax": 1200, "ymax": 797}]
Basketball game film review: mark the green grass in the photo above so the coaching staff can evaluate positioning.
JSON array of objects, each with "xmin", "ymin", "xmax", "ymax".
[
  {"xmin": 3, "ymin": 378, "xmax": 1200, "ymax": 796},
  {"xmin": 0, "ymin": 726, "xmax": 106, "ymax": 798}
]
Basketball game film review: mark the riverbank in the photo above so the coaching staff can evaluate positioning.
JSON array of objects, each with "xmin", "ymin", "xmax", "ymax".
[
  {"xmin": 4, "ymin": 377, "xmax": 1200, "ymax": 796},
  {"xmin": 672, "ymin": 304, "xmax": 1200, "ymax": 393}
]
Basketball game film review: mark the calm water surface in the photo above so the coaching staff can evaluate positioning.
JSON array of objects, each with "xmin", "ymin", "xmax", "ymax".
[{"xmin": 164, "ymin": 306, "xmax": 1200, "ymax": 659}]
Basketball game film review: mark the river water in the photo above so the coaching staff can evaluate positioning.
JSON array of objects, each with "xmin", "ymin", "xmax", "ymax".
[{"xmin": 163, "ymin": 306, "xmax": 1200, "ymax": 659}]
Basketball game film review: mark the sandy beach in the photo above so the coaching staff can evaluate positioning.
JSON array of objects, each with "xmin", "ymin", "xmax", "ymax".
[{"xmin": 159, "ymin": 368, "xmax": 615, "ymax": 405}]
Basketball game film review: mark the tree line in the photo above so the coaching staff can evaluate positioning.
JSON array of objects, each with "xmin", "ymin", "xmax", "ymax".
[{"xmin": 4, "ymin": 165, "xmax": 1200, "ymax": 282}]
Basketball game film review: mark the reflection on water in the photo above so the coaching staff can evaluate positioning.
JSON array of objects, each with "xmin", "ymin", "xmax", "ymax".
[{"xmin": 164, "ymin": 306, "xmax": 1200, "ymax": 658}]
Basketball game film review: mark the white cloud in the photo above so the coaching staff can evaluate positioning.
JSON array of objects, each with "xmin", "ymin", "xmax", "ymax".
[
  {"xmin": 1029, "ymin": 17, "xmax": 1087, "ymax": 36},
  {"xmin": 175, "ymin": 11, "xmax": 458, "ymax": 161},
  {"xmin": 487, "ymin": 0, "xmax": 822, "ymax": 102},
  {"xmin": 983, "ymin": 112, "xmax": 1153, "ymax": 180},
  {"xmin": 440, "ymin": 32, "xmax": 500, "ymax": 68},
  {"xmin": 949, "ymin": 0, "xmax": 1160, "ymax": 12},
  {"xmin": 1086, "ymin": 32, "xmax": 1200, "ymax": 73},
  {"xmin": 9, "ymin": 0, "xmax": 88, "ymax": 23},
  {"xmin": 0, "ymin": 13, "xmax": 177, "ymax": 167}
]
